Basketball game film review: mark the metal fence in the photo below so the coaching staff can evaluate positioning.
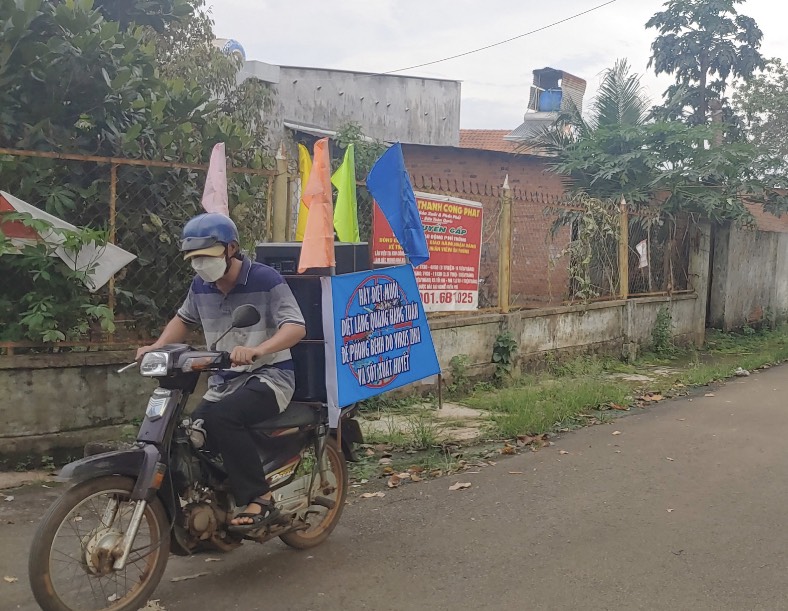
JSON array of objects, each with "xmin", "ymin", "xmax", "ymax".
[
  {"xmin": 412, "ymin": 176, "xmax": 694, "ymax": 309},
  {"xmin": 0, "ymin": 148, "xmax": 277, "ymax": 349},
  {"xmin": 1, "ymin": 149, "xmax": 697, "ymax": 352}
]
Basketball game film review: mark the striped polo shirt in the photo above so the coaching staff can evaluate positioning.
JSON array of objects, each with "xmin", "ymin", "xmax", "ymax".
[{"xmin": 177, "ymin": 256, "xmax": 305, "ymax": 410}]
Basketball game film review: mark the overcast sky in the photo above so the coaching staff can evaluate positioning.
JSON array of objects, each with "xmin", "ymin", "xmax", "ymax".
[{"xmin": 209, "ymin": 0, "xmax": 788, "ymax": 130}]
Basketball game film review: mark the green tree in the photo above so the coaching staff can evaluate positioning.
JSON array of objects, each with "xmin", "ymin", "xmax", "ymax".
[
  {"xmin": 646, "ymin": 0, "xmax": 764, "ymax": 126},
  {"xmin": 536, "ymin": 59, "xmax": 654, "ymax": 204},
  {"xmin": 733, "ymin": 59, "xmax": 788, "ymax": 186},
  {"xmin": 0, "ymin": 0, "xmax": 274, "ymax": 339}
]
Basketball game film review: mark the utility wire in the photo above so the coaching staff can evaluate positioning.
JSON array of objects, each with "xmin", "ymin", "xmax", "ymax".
[{"xmin": 374, "ymin": 0, "xmax": 618, "ymax": 76}]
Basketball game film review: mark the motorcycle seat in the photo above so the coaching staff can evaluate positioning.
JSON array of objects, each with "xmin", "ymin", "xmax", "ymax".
[{"xmin": 249, "ymin": 401, "xmax": 322, "ymax": 430}]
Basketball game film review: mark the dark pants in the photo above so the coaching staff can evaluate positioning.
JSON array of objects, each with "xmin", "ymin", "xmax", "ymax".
[{"xmin": 192, "ymin": 379, "xmax": 281, "ymax": 506}]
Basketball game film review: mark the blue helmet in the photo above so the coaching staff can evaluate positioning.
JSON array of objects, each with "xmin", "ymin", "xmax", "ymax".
[{"xmin": 180, "ymin": 213, "xmax": 239, "ymax": 260}]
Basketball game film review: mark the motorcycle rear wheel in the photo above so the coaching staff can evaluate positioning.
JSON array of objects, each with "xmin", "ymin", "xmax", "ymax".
[
  {"xmin": 280, "ymin": 437, "xmax": 347, "ymax": 549},
  {"xmin": 29, "ymin": 475, "xmax": 170, "ymax": 611}
]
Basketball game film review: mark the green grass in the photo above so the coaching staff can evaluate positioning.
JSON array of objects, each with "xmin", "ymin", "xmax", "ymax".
[
  {"xmin": 465, "ymin": 325, "xmax": 788, "ymax": 440},
  {"xmin": 467, "ymin": 375, "xmax": 632, "ymax": 439}
]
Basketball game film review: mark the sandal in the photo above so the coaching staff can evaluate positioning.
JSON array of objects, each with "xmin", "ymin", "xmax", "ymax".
[{"xmin": 228, "ymin": 497, "xmax": 281, "ymax": 533}]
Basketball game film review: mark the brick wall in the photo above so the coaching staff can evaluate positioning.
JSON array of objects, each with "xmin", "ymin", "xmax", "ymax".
[{"xmin": 401, "ymin": 145, "xmax": 571, "ymax": 306}]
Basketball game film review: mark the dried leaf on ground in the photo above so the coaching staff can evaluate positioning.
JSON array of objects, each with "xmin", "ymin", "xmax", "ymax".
[
  {"xmin": 559, "ymin": 450, "xmax": 570, "ymax": 455},
  {"xmin": 430, "ymin": 469, "xmax": 443, "ymax": 478},
  {"xmin": 140, "ymin": 601, "xmax": 167, "ymax": 611},
  {"xmin": 381, "ymin": 466, "xmax": 394, "ymax": 476},
  {"xmin": 387, "ymin": 475, "xmax": 402, "ymax": 488},
  {"xmin": 170, "ymin": 572, "xmax": 208, "ymax": 583},
  {"xmin": 610, "ymin": 403, "xmax": 629, "ymax": 411},
  {"xmin": 360, "ymin": 492, "xmax": 386, "ymax": 499},
  {"xmin": 643, "ymin": 394, "xmax": 664, "ymax": 402},
  {"xmin": 667, "ymin": 508, "xmax": 674, "ymax": 513},
  {"xmin": 449, "ymin": 482, "xmax": 472, "ymax": 491},
  {"xmin": 396, "ymin": 472, "xmax": 411, "ymax": 480},
  {"xmin": 666, "ymin": 457, "xmax": 675, "ymax": 462},
  {"xmin": 3, "ymin": 496, "xmax": 13, "ymax": 502},
  {"xmin": 408, "ymin": 465, "xmax": 424, "ymax": 474},
  {"xmin": 410, "ymin": 474, "xmax": 423, "ymax": 482},
  {"xmin": 612, "ymin": 431, "xmax": 622, "ymax": 436},
  {"xmin": 378, "ymin": 457, "xmax": 393, "ymax": 466},
  {"xmin": 704, "ymin": 393, "xmax": 715, "ymax": 398},
  {"xmin": 4, "ymin": 576, "xmax": 18, "ymax": 584},
  {"xmin": 500, "ymin": 444, "xmax": 518, "ymax": 455},
  {"xmin": 365, "ymin": 448, "xmax": 375, "ymax": 457}
]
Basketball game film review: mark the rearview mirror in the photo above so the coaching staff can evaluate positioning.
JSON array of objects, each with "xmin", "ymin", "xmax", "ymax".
[{"xmin": 232, "ymin": 305, "xmax": 261, "ymax": 329}]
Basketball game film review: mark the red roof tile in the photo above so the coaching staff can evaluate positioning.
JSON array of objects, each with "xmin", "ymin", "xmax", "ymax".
[{"xmin": 459, "ymin": 129, "xmax": 519, "ymax": 154}]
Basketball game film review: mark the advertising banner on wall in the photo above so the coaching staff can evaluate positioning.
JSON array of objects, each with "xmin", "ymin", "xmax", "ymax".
[
  {"xmin": 372, "ymin": 192, "xmax": 483, "ymax": 311},
  {"xmin": 321, "ymin": 265, "xmax": 440, "ymax": 423}
]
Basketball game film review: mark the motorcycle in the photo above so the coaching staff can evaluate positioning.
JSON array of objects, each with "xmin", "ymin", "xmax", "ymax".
[{"xmin": 29, "ymin": 304, "xmax": 363, "ymax": 611}]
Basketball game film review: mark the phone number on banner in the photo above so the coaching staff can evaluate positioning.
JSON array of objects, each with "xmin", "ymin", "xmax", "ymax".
[{"xmin": 420, "ymin": 291, "xmax": 477, "ymax": 306}]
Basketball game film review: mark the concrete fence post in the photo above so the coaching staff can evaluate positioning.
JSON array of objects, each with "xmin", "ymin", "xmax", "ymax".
[
  {"xmin": 688, "ymin": 220, "xmax": 712, "ymax": 346},
  {"xmin": 498, "ymin": 175, "xmax": 513, "ymax": 313}
]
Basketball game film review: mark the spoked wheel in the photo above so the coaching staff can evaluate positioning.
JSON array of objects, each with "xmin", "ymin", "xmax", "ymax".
[
  {"xmin": 29, "ymin": 475, "xmax": 170, "ymax": 611},
  {"xmin": 280, "ymin": 437, "xmax": 347, "ymax": 549}
]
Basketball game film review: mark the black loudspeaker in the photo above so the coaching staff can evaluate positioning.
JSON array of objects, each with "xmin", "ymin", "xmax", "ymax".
[
  {"xmin": 255, "ymin": 243, "xmax": 370, "ymax": 402},
  {"xmin": 255, "ymin": 242, "xmax": 370, "ymax": 275}
]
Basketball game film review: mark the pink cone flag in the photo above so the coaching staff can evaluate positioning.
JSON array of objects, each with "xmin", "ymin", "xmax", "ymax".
[{"xmin": 201, "ymin": 143, "xmax": 229, "ymax": 216}]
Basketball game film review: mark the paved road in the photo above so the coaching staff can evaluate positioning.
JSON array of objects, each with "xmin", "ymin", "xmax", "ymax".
[{"xmin": 4, "ymin": 366, "xmax": 788, "ymax": 610}]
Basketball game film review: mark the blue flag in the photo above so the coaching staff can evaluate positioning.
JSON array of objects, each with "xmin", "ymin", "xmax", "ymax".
[{"xmin": 366, "ymin": 143, "xmax": 430, "ymax": 267}]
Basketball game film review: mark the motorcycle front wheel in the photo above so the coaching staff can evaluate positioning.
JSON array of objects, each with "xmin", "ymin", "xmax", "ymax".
[{"xmin": 29, "ymin": 475, "xmax": 170, "ymax": 611}]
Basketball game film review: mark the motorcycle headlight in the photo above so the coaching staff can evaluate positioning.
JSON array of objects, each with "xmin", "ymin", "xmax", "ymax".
[{"xmin": 140, "ymin": 351, "xmax": 169, "ymax": 377}]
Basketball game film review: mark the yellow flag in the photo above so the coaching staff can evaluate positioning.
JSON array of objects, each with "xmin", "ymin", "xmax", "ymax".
[
  {"xmin": 331, "ymin": 144, "xmax": 360, "ymax": 243},
  {"xmin": 295, "ymin": 143, "xmax": 312, "ymax": 241}
]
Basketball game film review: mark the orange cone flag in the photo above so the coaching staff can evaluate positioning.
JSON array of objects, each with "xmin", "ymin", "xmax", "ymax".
[{"xmin": 298, "ymin": 138, "xmax": 336, "ymax": 272}]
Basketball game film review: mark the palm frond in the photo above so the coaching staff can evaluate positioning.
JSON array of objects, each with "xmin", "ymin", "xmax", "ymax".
[{"xmin": 592, "ymin": 59, "xmax": 651, "ymax": 128}]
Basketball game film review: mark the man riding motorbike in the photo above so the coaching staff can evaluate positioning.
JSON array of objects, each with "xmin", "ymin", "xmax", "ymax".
[{"xmin": 136, "ymin": 213, "xmax": 306, "ymax": 531}]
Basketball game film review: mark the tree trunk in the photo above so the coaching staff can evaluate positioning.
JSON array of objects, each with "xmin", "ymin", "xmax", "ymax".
[{"xmin": 698, "ymin": 54, "xmax": 708, "ymax": 125}]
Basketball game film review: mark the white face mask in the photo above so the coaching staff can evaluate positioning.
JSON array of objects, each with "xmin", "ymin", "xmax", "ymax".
[{"xmin": 191, "ymin": 256, "xmax": 227, "ymax": 283}]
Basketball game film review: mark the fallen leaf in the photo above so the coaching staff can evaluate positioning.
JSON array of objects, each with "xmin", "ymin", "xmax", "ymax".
[
  {"xmin": 107, "ymin": 594, "xmax": 120, "ymax": 602},
  {"xmin": 667, "ymin": 508, "xmax": 674, "ymax": 513},
  {"xmin": 559, "ymin": 450, "xmax": 570, "ymax": 455},
  {"xmin": 449, "ymin": 482, "xmax": 472, "ymax": 491},
  {"xmin": 140, "ymin": 601, "xmax": 167, "ymax": 611},
  {"xmin": 508, "ymin": 471, "xmax": 524, "ymax": 475},
  {"xmin": 365, "ymin": 448, "xmax": 375, "ymax": 457},
  {"xmin": 381, "ymin": 466, "xmax": 394, "ymax": 476},
  {"xmin": 396, "ymin": 472, "xmax": 411, "ymax": 480},
  {"xmin": 359, "ymin": 479, "xmax": 368, "ymax": 484},
  {"xmin": 429, "ymin": 469, "xmax": 443, "ymax": 478},
  {"xmin": 3, "ymin": 576, "xmax": 18, "ymax": 584},
  {"xmin": 500, "ymin": 444, "xmax": 517, "ymax": 455},
  {"xmin": 704, "ymin": 393, "xmax": 715, "ymax": 398},
  {"xmin": 614, "ymin": 450, "xmax": 622, "ymax": 454},
  {"xmin": 612, "ymin": 431, "xmax": 622, "ymax": 436},
  {"xmin": 410, "ymin": 474, "xmax": 423, "ymax": 482},
  {"xmin": 666, "ymin": 457, "xmax": 675, "ymax": 462},
  {"xmin": 611, "ymin": 403, "xmax": 629, "ymax": 411},
  {"xmin": 378, "ymin": 457, "xmax": 392, "ymax": 466},
  {"xmin": 407, "ymin": 465, "xmax": 424, "ymax": 474},
  {"xmin": 170, "ymin": 572, "xmax": 208, "ymax": 583},
  {"xmin": 204, "ymin": 558, "xmax": 221, "ymax": 563},
  {"xmin": 3, "ymin": 496, "xmax": 13, "ymax": 502},
  {"xmin": 387, "ymin": 475, "xmax": 402, "ymax": 488},
  {"xmin": 360, "ymin": 492, "xmax": 386, "ymax": 499},
  {"xmin": 487, "ymin": 461, "xmax": 497, "ymax": 467}
]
